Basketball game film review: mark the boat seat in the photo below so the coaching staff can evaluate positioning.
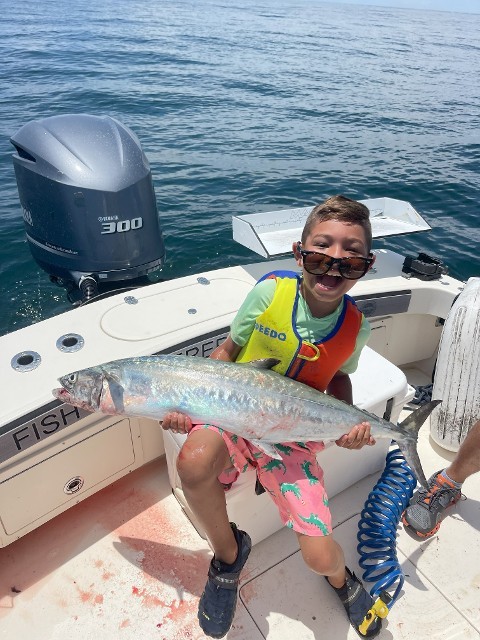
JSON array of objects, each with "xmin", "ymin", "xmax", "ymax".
[{"xmin": 163, "ymin": 346, "xmax": 414, "ymax": 545}]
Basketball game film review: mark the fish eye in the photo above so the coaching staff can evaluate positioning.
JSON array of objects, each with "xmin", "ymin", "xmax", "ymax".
[{"xmin": 66, "ymin": 373, "xmax": 77, "ymax": 387}]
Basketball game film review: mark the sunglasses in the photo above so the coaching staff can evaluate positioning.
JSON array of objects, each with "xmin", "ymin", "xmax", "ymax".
[{"xmin": 296, "ymin": 242, "xmax": 374, "ymax": 280}]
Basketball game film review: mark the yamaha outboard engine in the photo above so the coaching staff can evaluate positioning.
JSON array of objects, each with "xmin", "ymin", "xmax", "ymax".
[{"xmin": 11, "ymin": 114, "xmax": 165, "ymax": 303}]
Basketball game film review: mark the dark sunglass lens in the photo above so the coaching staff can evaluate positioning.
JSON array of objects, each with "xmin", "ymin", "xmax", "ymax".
[
  {"xmin": 303, "ymin": 253, "xmax": 331, "ymax": 274},
  {"xmin": 340, "ymin": 258, "xmax": 368, "ymax": 279}
]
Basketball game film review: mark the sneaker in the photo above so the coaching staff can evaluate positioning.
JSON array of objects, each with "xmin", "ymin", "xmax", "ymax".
[
  {"xmin": 198, "ymin": 523, "xmax": 252, "ymax": 638},
  {"xmin": 402, "ymin": 469, "xmax": 462, "ymax": 538},
  {"xmin": 326, "ymin": 567, "xmax": 382, "ymax": 638}
]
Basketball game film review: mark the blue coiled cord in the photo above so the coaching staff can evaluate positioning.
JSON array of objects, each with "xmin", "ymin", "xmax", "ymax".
[{"xmin": 356, "ymin": 445, "xmax": 417, "ymax": 606}]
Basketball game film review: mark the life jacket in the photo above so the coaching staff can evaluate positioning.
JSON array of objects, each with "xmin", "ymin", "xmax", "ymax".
[{"xmin": 236, "ymin": 270, "xmax": 363, "ymax": 392}]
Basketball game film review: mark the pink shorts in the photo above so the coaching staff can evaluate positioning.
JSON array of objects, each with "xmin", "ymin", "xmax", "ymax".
[{"xmin": 189, "ymin": 424, "xmax": 332, "ymax": 537}]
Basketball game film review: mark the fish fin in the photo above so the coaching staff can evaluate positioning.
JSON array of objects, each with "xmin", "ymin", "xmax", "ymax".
[
  {"xmin": 249, "ymin": 440, "xmax": 282, "ymax": 459},
  {"xmin": 102, "ymin": 369, "xmax": 122, "ymax": 385},
  {"xmin": 398, "ymin": 399, "xmax": 442, "ymax": 432},
  {"xmin": 396, "ymin": 439, "xmax": 429, "ymax": 489},
  {"xmin": 245, "ymin": 358, "xmax": 281, "ymax": 370},
  {"xmin": 396, "ymin": 399, "xmax": 442, "ymax": 488},
  {"xmin": 104, "ymin": 372, "xmax": 125, "ymax": 413}
]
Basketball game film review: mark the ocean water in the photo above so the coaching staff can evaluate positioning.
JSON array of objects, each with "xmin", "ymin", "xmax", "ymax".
[{"xmin": 0, "ymin": 0, "xmax": 479, "ymax": 337}]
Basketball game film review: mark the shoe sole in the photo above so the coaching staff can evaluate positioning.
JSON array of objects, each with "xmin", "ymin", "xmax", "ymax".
[{"xmin": 402, "ymin": 514, "xmax": 441, "ymax": 538}]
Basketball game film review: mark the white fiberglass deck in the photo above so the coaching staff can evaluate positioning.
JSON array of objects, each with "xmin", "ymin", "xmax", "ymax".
[{"xmin": 1, "ymin": 407, "xmax": 479, "ymax": 640}]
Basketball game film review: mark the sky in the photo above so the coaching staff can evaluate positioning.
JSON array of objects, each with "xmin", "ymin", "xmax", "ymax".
[{"xmin": 331, "ymin": 0, "xmax": 480, "ymax": 13}]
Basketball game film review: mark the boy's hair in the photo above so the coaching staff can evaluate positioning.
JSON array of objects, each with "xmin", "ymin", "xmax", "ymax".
[{"xmin": 301, "ymin": 195, "xmax": 372, "ymax": 252}]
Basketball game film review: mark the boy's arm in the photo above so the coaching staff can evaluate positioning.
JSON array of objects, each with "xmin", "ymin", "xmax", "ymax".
[
  {"xmin": 327, "ymin": 371, "xmax": 376, "ymax": 449},
  {"xmin": 326, "ymin": 370, "xmax": 353, "ymax": 404},
  {"xmin": 209, "ymin": 335, "xmax": 242, "ymax": 362}
]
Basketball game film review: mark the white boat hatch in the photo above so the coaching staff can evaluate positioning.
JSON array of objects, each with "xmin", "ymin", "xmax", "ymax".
[
  {"xmin": 100, "ymin": 276, "xmax": 254, "ymax": 341},
  {"xmin": 232, "ymin": 197, "xmax": 432, "ymax": 258}
]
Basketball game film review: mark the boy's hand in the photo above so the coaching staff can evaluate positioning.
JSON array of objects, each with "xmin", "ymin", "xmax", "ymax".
[
  {"xmin": 335, "ymin": 421, "xmax": 375, "ymax": 449},
  {"xmin": 161, "ymin": 411, "xmax": 192, "ymax": 434}
]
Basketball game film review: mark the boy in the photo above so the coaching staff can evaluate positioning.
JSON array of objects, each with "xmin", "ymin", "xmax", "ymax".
[{"xmin": 162, "ymin": 195, "xmax": 380, "ymax": 638}]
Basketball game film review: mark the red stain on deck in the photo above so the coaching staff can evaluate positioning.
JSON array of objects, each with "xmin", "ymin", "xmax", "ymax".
[
  {"xmin": 163, "ymin": 599, "xmax": 189, "ymax": 624},
  {"xmin": 131, "ymin": 585, "xmax": 163, "ymax": 608},
  {"xmin": 240, "ymin": 578, "xmax": 259, "ymax": 605},
  {"xmin": 0, "ymin": 463, "xmax": 163, "ymax": 617},
  {"xmin": 109, "ymin": 495, "xmax": 210, "ymax": 598},
  {"xmin": 0, "ymin": 463, "xmax": 164, "ymax": 579},
  {"xmin": 75, "ymin": 583, "xmax": 104, "ymax": 606},
  {"xmin": 105, "ymin": 481, "xmax": 215, "ymax": 639},
  {"xmin": 0, "ymin": 459, "xmax": 210, "ymax": 638},
  {"xmin": 78, "ymin": 588, "xmax": 92, "ymax": 604}
]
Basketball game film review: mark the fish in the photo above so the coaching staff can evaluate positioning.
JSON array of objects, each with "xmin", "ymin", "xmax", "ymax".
[{"xmin": 53, "ymin": 354, "xmax": 439, "ymax": 488}]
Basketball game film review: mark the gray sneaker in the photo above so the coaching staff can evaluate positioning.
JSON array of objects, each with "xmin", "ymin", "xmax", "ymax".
[{"xmin": 402, "ymin": 470, "xmax": 461, "ymax": 537}]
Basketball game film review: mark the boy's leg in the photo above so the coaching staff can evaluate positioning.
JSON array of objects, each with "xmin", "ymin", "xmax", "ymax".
[
  {"xmin": 298, "ymin": 534, "xmax": 382, "ymax": 638},
  {"xmin": 177, "ymin": 427, "xmax": 237, "ymax": 562},
  {"xmin": 177, "ymin": 427, "xmax": 252, "ymax": 639},
  {"xmin": 253, "ymin": 443, "xmax": 381, "ymax": 637},
  {"xmin": 296, "ymin": 532, "xmax": 346, "ymax": 586}
]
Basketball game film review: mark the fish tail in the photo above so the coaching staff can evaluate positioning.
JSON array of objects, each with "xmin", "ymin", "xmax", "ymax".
[{"xmin": 396, "ymin": 399, "xmax": 442, "ymax": 488}]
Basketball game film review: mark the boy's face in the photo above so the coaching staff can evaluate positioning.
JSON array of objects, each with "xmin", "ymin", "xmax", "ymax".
[{"xmin": 292, "ymin": 219, "xmax": 375, "ymax": 314}]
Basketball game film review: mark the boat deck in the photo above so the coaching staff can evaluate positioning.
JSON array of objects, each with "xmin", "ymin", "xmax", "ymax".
[{"xmin": 1, "ymin": 403, "xmax": 479, "ymax": 639}]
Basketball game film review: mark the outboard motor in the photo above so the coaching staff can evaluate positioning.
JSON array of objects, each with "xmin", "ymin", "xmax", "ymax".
[{"xmin": 11, "ymin": 114, "xmax": 165, "ymax": 303}]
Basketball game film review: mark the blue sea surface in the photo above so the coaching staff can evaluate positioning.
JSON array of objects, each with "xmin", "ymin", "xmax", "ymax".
[{"xmin": 0, "ymin": 0, "xmax": 479, "ymax": 336}]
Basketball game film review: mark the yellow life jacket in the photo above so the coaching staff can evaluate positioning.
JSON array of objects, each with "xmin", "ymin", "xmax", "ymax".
[{"xmin": 236, "ymin": 270, "xmax": 363, "ymax": 392}]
